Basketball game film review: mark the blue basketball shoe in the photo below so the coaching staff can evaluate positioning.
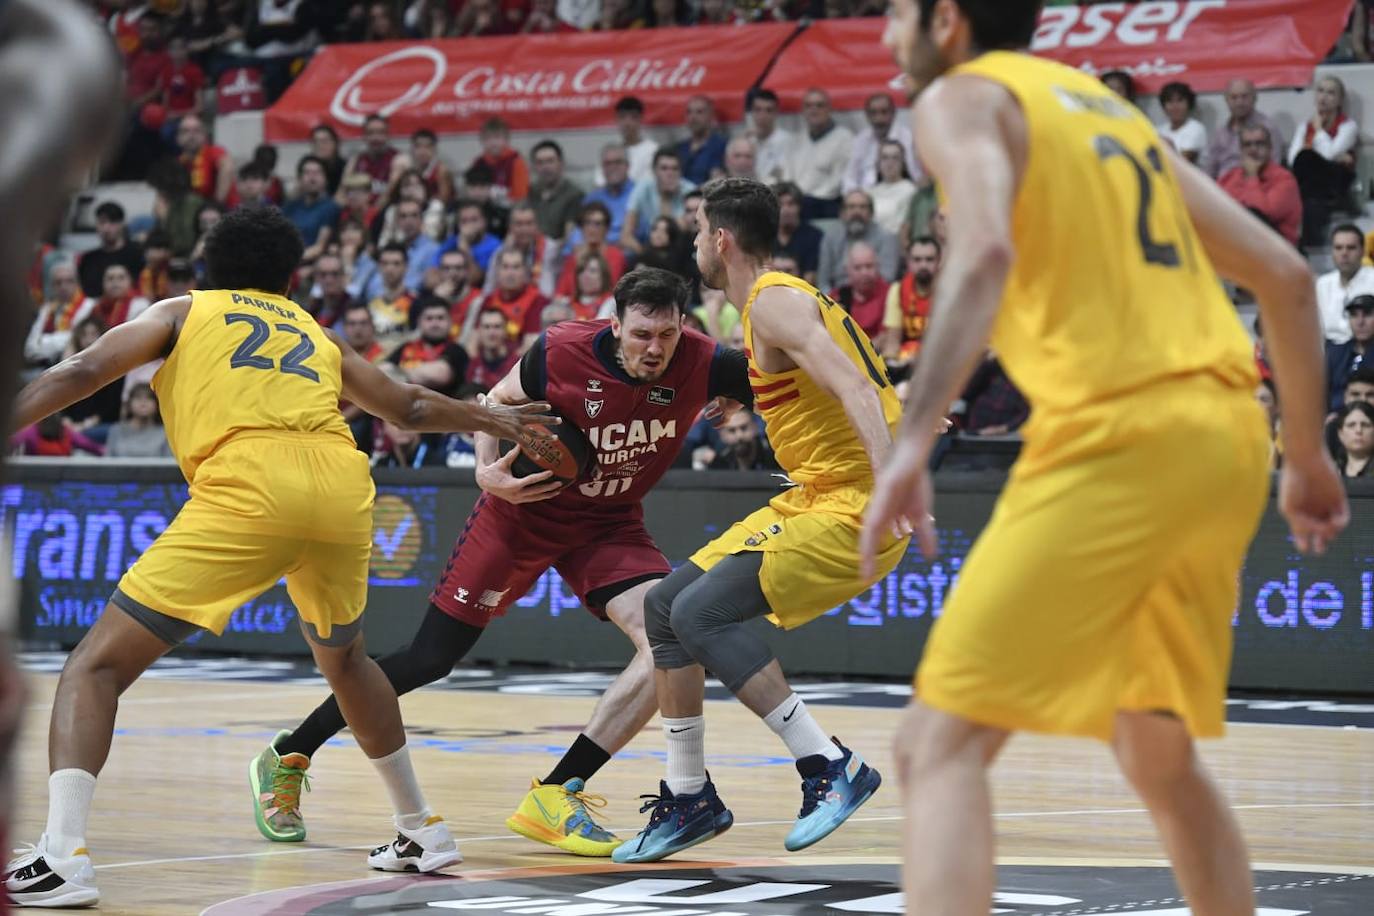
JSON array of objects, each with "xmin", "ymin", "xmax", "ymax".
[
  {"xmin": 610, "ymin": 777, "xmax": 733, "ymax": 863},
  {"xmin": 784, "ymin": 738, "xmax": 882, "ymax": 851}
]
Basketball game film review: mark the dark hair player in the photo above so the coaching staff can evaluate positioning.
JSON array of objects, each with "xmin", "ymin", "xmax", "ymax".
[{"xmin": 249, "ymin": 265, "xmax": 754, "ymax": 856}]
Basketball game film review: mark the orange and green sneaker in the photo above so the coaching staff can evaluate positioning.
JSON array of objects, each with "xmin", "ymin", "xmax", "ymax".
[
  {"xmin": 506, "ymin": 777, "xmax": 623, "ymax": 856},
  {"xmin": 249, "ymin": 729, "xmax": 311, "ymax": 842}
]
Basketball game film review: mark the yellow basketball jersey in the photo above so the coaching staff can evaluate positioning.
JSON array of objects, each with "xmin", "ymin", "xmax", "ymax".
[
  {"xmin": 154, "ymin": 289, "xmax": 354, "ymax": 481},
  {"xmin": 741, "ymin": 271, "xmax": 902, "ymax": 487},
  {"xmin": 949, "ymin": 52, "xmax": 1257, "ymax": 415}
]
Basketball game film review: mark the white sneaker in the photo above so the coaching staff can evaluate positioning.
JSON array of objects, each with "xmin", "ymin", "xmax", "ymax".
[
  {"xmin": 367, "ymin": 815, "xmax": 462, "ymax": 873},
  {"xmin": 5, "ymin": 834, "xmax": 99, "ymax": 908}
]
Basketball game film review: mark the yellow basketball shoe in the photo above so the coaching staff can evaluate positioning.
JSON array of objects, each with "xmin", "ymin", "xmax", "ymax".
[{"xmin": 505, "ymin": 777, "xmax": 623, "ymax": 856}]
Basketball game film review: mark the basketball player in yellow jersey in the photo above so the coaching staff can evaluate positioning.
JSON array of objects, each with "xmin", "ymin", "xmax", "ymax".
[
  {"xmin": 614, "ymin": 177, "xmax": 910, "ymax": 864},
  {"xmin": 2, "ymin": 207, "xmax": 556, "ymax": 908},
  {"xmin": 859, "ymin": 2, "xmax": 1351, "ymax": 914}
]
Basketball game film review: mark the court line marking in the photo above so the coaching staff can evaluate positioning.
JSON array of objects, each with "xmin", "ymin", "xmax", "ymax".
[{"xmin": 95, "ymin": 800, "xmax": 1374, "ymax": 871}]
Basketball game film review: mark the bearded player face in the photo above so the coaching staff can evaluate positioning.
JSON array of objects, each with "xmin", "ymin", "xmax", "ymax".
[
  {"xmin": 884, "ymin": 0, "xmax": 950, "ymax": 99},
  {"xmin": 694, "ymin": 214, "xmax": 728, "ymax": 291}
]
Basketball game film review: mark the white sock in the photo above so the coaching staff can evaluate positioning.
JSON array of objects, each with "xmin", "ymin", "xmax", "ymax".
[
  {"xmin": 663, "ymin": 715, "xmax": 706, "ymax": 796},
  {"xmin": 369, "ymin": 745, "xmax": 430, "ymax": 830},
  {"xmin": 45, "ymin": 769, "xmax": 97, "ymax": 857},
  {"xmin": 763, "ymin": 694, "xmax": 842, "ymax": 761}
]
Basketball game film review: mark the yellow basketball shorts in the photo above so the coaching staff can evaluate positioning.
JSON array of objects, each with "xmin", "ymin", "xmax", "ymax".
[
  {"xmin": 918, "ymin": 377, "xmax": 1271, "ymax": 740},
  {"xmin": 117, "ymin": 433, "xmax": 376, "ymax": 641},
  {"xmin": 690, "ymin": 482, "xmax": 910, "ymax": 629}
]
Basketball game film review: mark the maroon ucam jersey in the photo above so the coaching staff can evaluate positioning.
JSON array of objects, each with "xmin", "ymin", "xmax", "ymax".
[{"xmin": 520, "ymin": 318, "xmax": 751, "ymax": 508}]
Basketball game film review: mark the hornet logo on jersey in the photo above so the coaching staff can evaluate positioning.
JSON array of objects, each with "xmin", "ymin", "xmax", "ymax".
[
  {"xmin": 455, "ymin": 588, "xmax": 470, "ymax": 604},
  {"xmin": 585, "ymin": 398, "xmax": 604, "ymax": 418},
  {"xmin": 744, "ymin": 523, "xmax": 783, "ymax": 548},
  {"xmin": 587, "ymin": 379, "xmax": 603, "ymax": 393}
]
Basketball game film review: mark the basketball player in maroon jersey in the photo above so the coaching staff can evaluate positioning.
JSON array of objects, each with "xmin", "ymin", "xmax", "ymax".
[{"xmin": 250, "ymin": 266, "xmax": 753, "ymax": 855}]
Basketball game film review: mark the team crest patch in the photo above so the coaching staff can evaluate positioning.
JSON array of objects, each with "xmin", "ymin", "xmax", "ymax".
[
  {"xmin": 585, "ymin": 399, "xmax": 604, "ymax": 418},
  {"xmin": 744, "ymin": 522, "xmax": 783, "ymax": 548},
  {"xmin": 648, "ymin": 386, "xmax": 675, "ymax": 406}
]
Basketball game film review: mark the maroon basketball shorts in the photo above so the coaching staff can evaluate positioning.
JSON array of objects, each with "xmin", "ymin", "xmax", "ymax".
[{"xmin": 430, "ymin": 494, "xmax": 672, "ymax": 628}]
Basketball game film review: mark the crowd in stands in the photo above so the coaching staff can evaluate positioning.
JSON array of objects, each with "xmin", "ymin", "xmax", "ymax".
[{"xmin": 15, "ymin": 2, "xmax": 1374, "ymax": 480}]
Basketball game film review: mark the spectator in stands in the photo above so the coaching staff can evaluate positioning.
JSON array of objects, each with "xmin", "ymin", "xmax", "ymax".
[
  {"xmin": 371, "ymin": 418, "xmax": 449, "ymax": 467},
  {"xmin": 1154, "ymin": 81, "xmax": 1205, "ymax": 164},
  {"xmin": 105, "ymin": 383, "xmax": 172, "ymax": 458},
  {"xmin": 595, "ymin": 97, "xmax": 656, "ymax": 186},
  {"xmin": 387, "ymin": 199, "xmax": 441, "ymax": 291},
  {"xmin": 437, "ymin": 199, "xmax": 502, "ymax": 278},
  {"xmin": 676, "ymin": 96, "xmax": 728, "ymax": 185},
  {"xmin": 460, "ymin": 160, "xmax": 510, "ymax": 238},
  {"xmin": 746, "ymin": 88, "xmax": 792, "ymax": 184},
  {"xmin": 882, "ymin": 235, "xmax": 939, "ymax": 362},
  {"xmin": 541, "ymin": 300, "xmax": 576, "ymax": 330},
  {"xmin": 284, "ymin": 155, "xmax": 340, "ymax": 262},
  {"xmin": 365, "ymin": 1, "xmax": 406, "ymax": 40},
  {"xmin": 645, "ymin": 0, "xmax": 688, "ymax": 27},
  {"xmin": 556, "ymin": 201, "xmax": 627, "ymax": 298},
  {"xmin": 623, "ymin": 149, "xmax": 694, "ymax": 253},
  {"xmin": 868, "ymin": 139, "xmax": 917, "ymax": 237},
  {"xmin": 387, "ymin": 297, "xmax": 469, "ymax": 395},
  {"xmin": 176, "ymin": 113, "xmax": 233, "ymax": 203},
  {"xmin": 694, "ymin": 287, "xmax": 738, "ymax": 341},
  {"xmin": 155, "ymin": 35, "xmax": 204, "ymax": 138},
  {"xmin": 529, "ymin": 140, "xmax": 584, "ymax": 241},
  {"xmin": 151, "ymin": 160, "xmax": 209, "ymax": 258},
  {"xmin": 454, "ymin": 0, "xmax": 512, "ymax": 36},
  {"xmin": 817, "ymin": 189, "xmax": 898, "ymax": 291},
  {"xmin": 481, "ymin": 248, "xmax": 549, "ymax": 349},
  {"xmin": 338, "ymin": 172, "xmax": 378, "ymax": 232},
  {"xmin": 1218, "ymin": 126, "xmax": 1302, "ymax": 246},
  {"xmin": 791, "ymin": 88, "xmax": 853, "ymax": 219},
  {"xmin": 126, "ymin": 14, "xmax": 171, "ymax": 117},
  {"xmin": 953, "ymin": 355, "xmax": 1029, "ymax": 436},
  {"xmin": 338, "ymin": 217, "xmax": 372, "ymax": 295},
  {"xmin": 304, "ymin": 253, "xmax": 351, "ymax": 327},
  {"xmin": 1100, "ymin": 69, "xmax": 1137, "ymax": 104},
  {"xmin": 473, "ymin": 117, "xmax": 529, "ymax": 206},
  {"xmin": 1317, "ymin": 224, "xmax": 1374, "ymax": 343},
  {"xmin": 430, "ymin": 248, "xmax": 483, "ymax": 343},
  {"xmin": 239, "ymin": 0, "xmax": 325, "ymax": 101},
  {"xmin": 1333, "ymin": 401, "xmax": 1374, "ymax": 477},
  {"xmin": 1324, "ymin": 365, "xmax": 1374, "ymax": 455},
  {"xmin": 1205, "ymin": 78, "xmax": 1283, "ymax": 179},
  {"xmin": 637, "ymin": 215, "xmax": 693, "ymax": 276},
  {"xmin": 467, "ymin": 307, "xmax": 521, "ymax": 386},
  {"xmin": 10, "ymin": 413, "xmax": 104, "ymax": 458},
  {"xmin": 25, "ymin": 261, "xmax": 86, "ymax": 368},
  {"xmin": 486, "ymin": 203, "xmax": 559, "ymax": 295},
  {"xmin": 230, "ymin": 161, "xmax": 273, "ymax": 209},
  {"xmin": 341, "ymin": 301, "xmax": 385, "ymax": 363},
  {"xmin": 364, "ymin": 242, "xmax": 417, "ymax": 345},
  {"xmin": 774, "ymin": 181, "xmax": 821, "ymax": 285},
  {"xmin": 830, "ymin": 241, "xmax": 888, "ymax": 340},
  {"xmin": 139, "ymin": 230, "xmax": 173, "ymax": 300},
  {"xmin": 768, "ymin": 250, "xmax": 802, "ymax": 279},
  {"xmin": 89, "ymin": 264, "xmax": 149, "ymax": 329},
  {"xmin": 62, "ymin": 317, "xmax": 124, "ymax": 435},
  {"xmin": 189, "ymin": 199, "xmax": 224, "ymax": 273},
  {"xmin": 166, "ymin": 258, "xmax": 196, "ymax": 298},
  {"xmin": 374, "ymin": 170, "xmax": 446, "ymax": 246},
  {"xmin": 522, "ymin": 0, "xmax": 577, "ymax": 32},
  {"xmin": 555, "ymin": 251, "xmax": 617, "ymax": 320},
  {"xmin": 584, "ymin": 143, "xmax": 636, "ymax": 243},
  {"xmin": 345, "ymin": 114, "xmax": 402, "ymax": 203},
  {"xmin": 707, "ymin": 408, "xmax": 779, "ymax": 471},
  {"xmin": 1291, "ymin": 74, "xmax": 1360, "ymax": 246},
  {"xmin": 401, "ymin": 127, "xmax": 455, "ymax": 205},
  {"xmin": 79, "ymin": 202, "xmax": 145, "ymax": 298},
  {"xmin": 177, "ymin": 0, "xmax": 239, "ymax": 70},
  {"xmin": 309, "ymin": 124, "xmax": 346, "ymax": 195},
  {"xmin": 596, "ymin": 0, "xmax": 643, "ymax": 31},
  {"xmin": 723, "ymin": 136, "xmax": 757, "ymax": 180},
  {"xmin": 1327, "ymin": 294, "xmax": 1374, "ymax": 409},
  {"xmin": 843, "ymin": 92, "xmax": 920, "ymax": 194}
]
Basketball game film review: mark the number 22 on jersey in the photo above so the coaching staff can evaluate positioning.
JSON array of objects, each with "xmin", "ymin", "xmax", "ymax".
[
  {"xmin": 1094, "ymin": 133, "xmax": 1196, "ymax": 274},
  {"xmin": 224, "ymin": 312, "xmax": 320, "ymax": 383}
]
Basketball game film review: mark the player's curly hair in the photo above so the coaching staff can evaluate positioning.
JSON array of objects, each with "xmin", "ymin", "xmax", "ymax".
[
  {"xmin": 613, "ymin": 266, "xmax": 689, "ymax": 321},
  {"xmin": 920, "ymin": 0, "xmax": 1041, "ymax": 52},
  {"xmin": 203, "ymin": 206, "xmax": 304, "ymax": 295}
]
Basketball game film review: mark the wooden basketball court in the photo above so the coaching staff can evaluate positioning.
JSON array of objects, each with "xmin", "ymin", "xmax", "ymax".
[{"xmin": 8, "ymin": 669, "xmax": 1372, "ymax": 914}]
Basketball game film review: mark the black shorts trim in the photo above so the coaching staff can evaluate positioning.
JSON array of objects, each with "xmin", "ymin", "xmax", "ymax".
[
  {"xmin": 585, "ymin": 572, "xmax": 668, "ymax": 612},
  {"xmin": 111, "ymin": 588, "xmax": 204, "ymax": 646}
]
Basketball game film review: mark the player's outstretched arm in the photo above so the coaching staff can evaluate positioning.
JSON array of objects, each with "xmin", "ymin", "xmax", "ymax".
[
  {"xmin": 10, "ymin": 298, "xmax": 185, "ymax": 435},
  {"xmin": 751, "ymin": 286, "xmax": 894, "ymax": 471},
  {"xmin": 330, "ymin": 329, "xmax": 558, "ymax": 442},
  {"xmin": 1170, "ymin": 149, "xmax": 1348, "ymax": 553}
]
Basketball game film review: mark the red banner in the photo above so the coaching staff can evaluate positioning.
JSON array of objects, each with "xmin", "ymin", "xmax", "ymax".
[
  {"xmin": 763, "ymin": 0, "xmax": 1354, "ymax": 111},
  {"xmin": 264, "ymin": 23, "xmax": 795, "ymax": 140}
]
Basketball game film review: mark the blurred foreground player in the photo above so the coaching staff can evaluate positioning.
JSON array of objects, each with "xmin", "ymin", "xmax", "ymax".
[
  {"xmin": 0, "ymin": 1, "xmax": 122, "ymax": 911},
  {"xmin": 861, "ymin": 2, "xmax": 1350, "ymax": 914},
  {"xmin": 3, "ymin": 208, "xmax": 557, "ymax": 907},
  {"xmin": 251, "ymin": 266, "xmax": 754, "ymax": 856},
  {"xmin": 614, "ymin": 178, "xmax": 909, "ymax": 863}
]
